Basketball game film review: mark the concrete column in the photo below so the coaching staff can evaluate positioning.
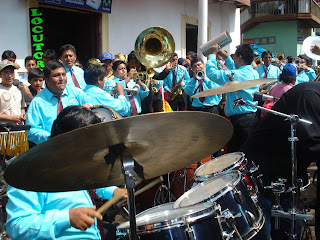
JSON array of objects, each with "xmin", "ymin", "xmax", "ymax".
[{"xmin": 198, "ymin": 0, "xmax": 208, "ymax": 62}]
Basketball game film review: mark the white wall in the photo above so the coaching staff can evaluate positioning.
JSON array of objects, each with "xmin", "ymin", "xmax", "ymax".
[
  {"xmin": 0, "ymin": 0, "xmax": 240, "ymax": 67},
  {"xmin": 0, "ymin": 0, "xmax": 30, "ymax": 70},
  {"xmin": 108, "ymin": 0, "xmax": 240, "ymax": 58}
]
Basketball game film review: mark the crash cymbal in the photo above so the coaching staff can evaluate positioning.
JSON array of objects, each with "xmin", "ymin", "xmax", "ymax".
[
  {"xmin": 5, "ymin": 111, "xmax": 233, "ymax": 192},
  {"xmin": 192, "ymin": 78, "xmax": 277, "ymax": 98}
]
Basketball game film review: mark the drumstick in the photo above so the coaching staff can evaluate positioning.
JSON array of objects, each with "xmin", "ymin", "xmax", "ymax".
[
  {"xmin": 97, "ymin": 176, "xmax": 163, "ymax": 214},
  {"xmin": 97, "ymin": 194, "xmax": 123, "ymax": 215},
  {"xmin": 116, "ymin": 176, "xmax": 163, "ymax": 207}
]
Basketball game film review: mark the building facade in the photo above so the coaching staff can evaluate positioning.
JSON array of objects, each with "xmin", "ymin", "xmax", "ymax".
[
  {"xmin": 241, "ymin": 0, "xmax": 320, "ymax": 58},
  {"xmin": 0, "ymin": 0, "xmax": 243, "ymax": 72}
]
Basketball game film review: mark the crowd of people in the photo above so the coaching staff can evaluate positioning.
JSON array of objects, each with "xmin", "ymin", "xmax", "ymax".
[{"xmin": 0, "ymin": 42, "xmax": 320, "ymax": 239}]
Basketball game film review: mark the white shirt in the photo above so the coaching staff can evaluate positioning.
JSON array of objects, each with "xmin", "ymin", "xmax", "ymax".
[{"xmin": 0, "ymin": 84, "xmax": 26, "ymax": 123}]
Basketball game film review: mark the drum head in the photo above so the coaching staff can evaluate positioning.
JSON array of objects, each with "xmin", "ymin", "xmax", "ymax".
[
  {"xmin": 174, "ymin": 171, "xmax": 241, "ymax": 208},
  {"xmin": 117, "ymin": 202, "xmax": 214, "ymax": 230},
  {"xmin": 195, "ymin": 152, "xmax": 244, "ymax": 177}
]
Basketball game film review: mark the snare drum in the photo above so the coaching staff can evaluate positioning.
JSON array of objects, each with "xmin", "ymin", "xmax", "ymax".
[
  {"xmin": 117, "ymin": 202, "xmax": 228, "ymax": 239},
  {"xmin": 194, "ymin": 152, "xmax": 257, "ymax": 197},
  {"xmin": 174, "ymin": 171, "xmax": 264, "ymax": 240}
]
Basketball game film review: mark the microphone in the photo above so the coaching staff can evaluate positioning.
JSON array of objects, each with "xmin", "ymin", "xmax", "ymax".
[
  {"xmin": 253, "ymin": 92, "xmax": 279, "ymax": 102},
  {"xmin": 232, "ymin": 98, "xmax": 245, "ymax": 109}
]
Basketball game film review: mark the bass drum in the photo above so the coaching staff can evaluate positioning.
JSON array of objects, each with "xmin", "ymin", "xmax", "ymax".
[
  {"xmin": 117, "ymin": 202, "xmax": 227, "ymax": 240},
  {"xmin": 174, "ymin": 171, "xmax": 264, "ymax": 240},
  {"xmin": 91, "ymin": 105, "xmax": 122, "ymax": 122}
]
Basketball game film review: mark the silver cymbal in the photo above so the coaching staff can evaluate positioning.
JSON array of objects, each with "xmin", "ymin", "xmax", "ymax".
[{"xmin": 5, "ymin": 111, "xmax": 233, "ymax": 192}]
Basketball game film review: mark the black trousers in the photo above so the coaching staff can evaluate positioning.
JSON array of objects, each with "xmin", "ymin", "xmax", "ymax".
[
  {"xmin": 168, "ymin": 92, "xmax": 187, "ymax": 111},
  {"xmin": 191, "ymin": 105, "xmax": 219, "ymax": 114},
  {"xmin": 227, "ymin": 112, "xmax": 259, "ymax": 153},
  {"xmin": 140, "ymin": 91, "xmax": 163, "ymax": 113}
]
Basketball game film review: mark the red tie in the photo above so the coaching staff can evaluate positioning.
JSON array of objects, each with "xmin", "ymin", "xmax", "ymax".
[
  {"xmin": 70, "ymin": 68, "xmax": 81, "ymax": 88},
  {"xmin": 128, "ymin": 95, "xmax": 138, "ymax": 116},
  {"xmin": 198, "ymin": 81, "xmax": 205, "ymax": 103},
  {"xmin": 87, "ymin": 190, "xmax": 105, "ymax": 240},
  {"xmin": 127, "ymin": 83, "xmax": 138, "ymax": 116},
  {"xmin": 55, "ymin": 95, "xmax": 63, "ymax": 115},
  {"xmin": 172, "ymin": 70, "xmax": 176, "ymax": 87},
  {"xmin": 264, "ymin": 66, "xmax": 269, "ymax": 78}
]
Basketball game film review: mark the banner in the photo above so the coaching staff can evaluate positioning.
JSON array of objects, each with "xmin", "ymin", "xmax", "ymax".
[
  {"xmin": 36, "ymin": 0, "xmax": 112, "ymax": 13},
  {"xmin": 29, "ymin": 8, "xmax": 45, "ymax": 68}
]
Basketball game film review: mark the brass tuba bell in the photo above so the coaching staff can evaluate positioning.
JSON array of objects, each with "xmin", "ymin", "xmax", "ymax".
[
  {"xmin": 134, "ymin": 27, "xmax": 175, "ymax": 92},
  {"xmin": 134, "ymin": 27, "xmax": 175, "ymax": 69}
]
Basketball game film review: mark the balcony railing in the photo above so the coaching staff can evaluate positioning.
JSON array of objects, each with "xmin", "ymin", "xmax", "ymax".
[{"xmin": 241, "ymin": 0, "xmax": 320, "ymax": 25}]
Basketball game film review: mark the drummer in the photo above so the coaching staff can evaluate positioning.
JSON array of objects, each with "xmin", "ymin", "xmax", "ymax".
[
  {"xmin": 206, "ymin": 44, "xmax": 260, "ymax": 152},
  {"xmin": 6, "ymin": 106, "xmax": 127, "ymax": 240},
  {"xmin": 83, "ymin": 59, "xmax": 131, "ymax": 117}
]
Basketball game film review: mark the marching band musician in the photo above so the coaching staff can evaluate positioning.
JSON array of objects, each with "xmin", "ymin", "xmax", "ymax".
[
  {"xmin": 26, "ymin": 61, "xmax": 94, "ymax": 145},
  {"xmin": 295, "ymin": 55, "xmax": 316, "ymax": 85},
  {"xmin": 256, "ymin": 51, "xmax": 281, "ymax": 93},
  {"xmin": 104, "ymin": 60, "xmax": 149, "ymax": 116},
  {"xmin": 206, "ymin": 44, "xmax": 259, "ymax": 153},
  {"xmin": 6, "ymin": 106, "xmax": 127, "ymax": 240},
  {"xmin": 255, "ymin": 51, "xmax": 281, "ymax": 80},
  {"xmin": 163, "ymin": 53, "xmax": 190, "ymax": 111},
  {"xmin": 83, "ymin": 59, "xmax": 131, "ymax": 117},
  {"xmin": 59, "ymin": 44, "xmax": 87, "ymax": 90},
  {"xmin": 184, "ymin": 57, "xmax": 221, "ymax": 114}
]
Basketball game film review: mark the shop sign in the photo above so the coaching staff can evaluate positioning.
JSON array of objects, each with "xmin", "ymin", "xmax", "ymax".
[
  {"xmin": 29, "ymin": 8, "xmax": 45, "ymax": 69},
  {"xmin": 252, "ymin": 36, "xmax": 276, "ymax": 45},
  {"xmin": 36, "ymin": 0, "xmax": 112, "ymax": 13}
]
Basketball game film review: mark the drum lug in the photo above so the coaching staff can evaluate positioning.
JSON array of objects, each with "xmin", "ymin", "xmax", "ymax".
[
  {"xmin": 245, "ymin": 210, "xmax": 256, "ymax": 227},
  {"xmin": 233, "ymin": 188, "xmax": 243, "ymax": 205},
  {"xmin": 185, "ymin": 224, "xmax": 195, "ymax": 240}
]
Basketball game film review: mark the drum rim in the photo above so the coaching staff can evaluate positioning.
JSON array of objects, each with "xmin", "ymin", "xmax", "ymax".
[
  {"xmin": 173, "ymin": 170, "xmax": 241, "ymax": 208},
  {"xmin": 117, "ymin": 202, "xmax": 217, "ymax": 235},
  {"xmin": 194, "ymin": 152, "xmax": 245, "ymax": 182},
  {"xmin": 241, "ymin": 207, "xmax": 265, "ymax": 240}
]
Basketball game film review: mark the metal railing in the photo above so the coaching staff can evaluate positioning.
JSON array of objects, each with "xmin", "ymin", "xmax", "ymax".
[{"xmin": 241, "ymin": 0, "xmax": 320, "ymax": 25}]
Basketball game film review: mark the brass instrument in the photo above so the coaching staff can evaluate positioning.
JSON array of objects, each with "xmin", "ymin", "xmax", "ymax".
[
  {"xmin": 168, "ymin": 68, "xmax": 186, "ymax": 101},
  {"xmin": 132, "ymin": 68, "xmax": 155, "ymax": 90},
  {"xmin": 195, "ymin": 70, "xmax": 205, "ymax": 80},
  {"xmin": 259, "ymin": 80, "xmax": 278, "ymax": 94},
  {"xmin": 254, "ymin": 57, "xmax": 263, "ymax": 67},
  {"xmin": 106, "ymin": 85, "xmax": 140, "ymax": 97},
  {"xmin": 134, "ymin": 27, "xmax": 175, "ymax": 94}
]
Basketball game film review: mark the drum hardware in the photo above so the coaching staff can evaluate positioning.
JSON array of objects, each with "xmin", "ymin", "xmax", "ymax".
[
  {"xmin": 232, "ymin": 188, "xmax": 243, "ymax": 205},
  {"xmin": 222, "ymin": 210, "xmax": 243, "ymax": 240},
  {"xmin": 192, "ymin": 78, "xmax": 276, "ymax": 98},
  {"xmin": 233, "ymin": 98, "xmax": 313, "ymax": 239}
]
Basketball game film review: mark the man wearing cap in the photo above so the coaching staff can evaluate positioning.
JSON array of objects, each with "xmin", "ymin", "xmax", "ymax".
[
  {"xmin": 0, "ymin": 60, "xmax": 26, "ymax": 124},
  {"xmin": 59, "ymin": 44, "xmax": 86, "ymax": 89},
  {"xmin": 100, "ymin": 52, "xmax": 114, "ymax": 80},
  {"xmin": 269, "ymin": 63, "xmax": 297, "ymax": 99}
]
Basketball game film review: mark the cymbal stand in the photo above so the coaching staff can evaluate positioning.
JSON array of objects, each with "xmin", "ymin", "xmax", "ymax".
[
  {"xmin": 121, "ymin": 150, "xmax": 137, "ymax": 240},
  {"xmin": 233, "ymin": 98, "xmax": 313, "ymax": 239}
]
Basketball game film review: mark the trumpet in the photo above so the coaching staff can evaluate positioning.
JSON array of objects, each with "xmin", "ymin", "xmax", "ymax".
[
  {"xmin": 106, "ymin": 85, "xmax": 140, "ymax": 97},
  {"xmin": 195, "ymin": 70, "xmax": 205, "ymax": 80},
  {"xmin": 132, "ymin": 68, "xmax": 155, "ymax": 89}
]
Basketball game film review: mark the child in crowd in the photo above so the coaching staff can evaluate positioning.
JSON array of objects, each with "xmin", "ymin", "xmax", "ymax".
[{"xmin": 25, "ymin": 68, "xmax": 44, "ymax": 109}]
